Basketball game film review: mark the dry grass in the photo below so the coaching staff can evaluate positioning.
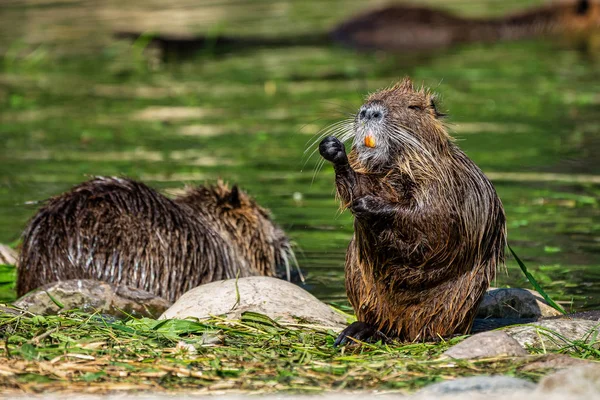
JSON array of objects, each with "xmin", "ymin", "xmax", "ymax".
[{"xmin": 0, "ymin": 306, "xmax": 572, "ymax": 396}]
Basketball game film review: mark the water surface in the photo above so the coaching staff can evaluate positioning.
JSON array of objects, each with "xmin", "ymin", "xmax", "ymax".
[{"xmin": 0, "ymin": 0, "xmax": 599, "ymax": 310}]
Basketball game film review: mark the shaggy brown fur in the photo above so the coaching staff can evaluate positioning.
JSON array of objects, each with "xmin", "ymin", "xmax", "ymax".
[
  {"xmin": 319, "ymin": 78, "xmax": 506, "ymax": 343},
  {"xmin": 16, "ymin": 177, "xmax": 295, "ymax": 303},
  {"xmin": 331, "ymin": 0, "xmax": 600, "ymax": 51}
]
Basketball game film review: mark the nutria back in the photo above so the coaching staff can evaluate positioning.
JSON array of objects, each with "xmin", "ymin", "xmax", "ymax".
[
  {"xmin": 17, "ymin": 177, "xmax": 294, "ymax": 303},
  {"xmin": 319, "ymin": 78, "xmax": 506, "ymax": 343},
  {"xmin": 331, "ymin": 0, "xmax": 600, "ymax": 51}
]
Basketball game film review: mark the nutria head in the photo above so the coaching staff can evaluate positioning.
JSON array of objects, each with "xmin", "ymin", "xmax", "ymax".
[
  {"xmin": 554, "ymin": 0, "xmax": 600, "ymax": 32},
  {"xmin": 515, "ymin": 0, "xmax": 600, "ymax": 34},
  {"xmin": 178, "ymin": 182, "xmax": 299, "ymax": 281},
  {"xmin": 342, "ymin": 77, "xmax": 448, "ymax": 172}
]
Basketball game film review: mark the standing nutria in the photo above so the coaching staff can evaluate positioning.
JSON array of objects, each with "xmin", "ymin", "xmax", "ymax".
[
  {"xmin": 331, "ymin": 0, "xmax": 600, "ymax": 51},
  {"xmin": 17, "ymin": 177, "xmax": 298, "ymax": 303},
  {"xmin": 318, "ymin": 78, "xmax": 506, "ymax": 344}
]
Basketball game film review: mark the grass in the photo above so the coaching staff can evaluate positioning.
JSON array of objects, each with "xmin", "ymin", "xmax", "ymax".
[
  {"xmin": 0, "ymin": 0, "xmax": 598, "ymax": 395},
  {"xmin": 1, "ymin": 306, "xmax": 598, "ymax": 396}
]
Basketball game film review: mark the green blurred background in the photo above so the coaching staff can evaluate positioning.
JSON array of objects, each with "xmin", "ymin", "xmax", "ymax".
[{"xmin": 0, "ymin": 0, "xmax": 598, "ymax": 309}]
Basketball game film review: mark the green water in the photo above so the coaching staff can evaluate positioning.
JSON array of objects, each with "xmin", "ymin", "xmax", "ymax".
[{"xmin": 0, "ymin": 1, "xmax": 599, "ymax": 310}]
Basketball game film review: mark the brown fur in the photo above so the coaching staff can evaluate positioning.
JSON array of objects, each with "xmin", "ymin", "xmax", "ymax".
[
  {"xmin": 113, "ymin": 1, "xmax": 600, "ymax": 57},
  {"xmin": 325, "ymin": 78, "xmax": 506, "ymax": 341},
  {"xmin": 331, "ymin": 0, "xmax": 600, "ymax": 51},
  {"xmin": 16, "ymin": 177, "xmax": 295, "ymax": 303}
]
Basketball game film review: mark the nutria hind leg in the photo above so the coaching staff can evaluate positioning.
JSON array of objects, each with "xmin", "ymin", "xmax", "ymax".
[{"xmin": 333, "ymin": 321, "xmax": 389, "ymax": 346}]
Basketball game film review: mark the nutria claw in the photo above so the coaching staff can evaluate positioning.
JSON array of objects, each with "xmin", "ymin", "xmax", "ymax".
[
  {"xmin": 334, "ymin": 321, "xmax": 388, "ymax": 347},
  {"xmin": 319, "ymin": 136, "xmax": 348, "ymax": 165}
]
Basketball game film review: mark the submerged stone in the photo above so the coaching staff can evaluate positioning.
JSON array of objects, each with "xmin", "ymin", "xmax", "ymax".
[
  {"xmin": 160, "ymin": 276, "xmax": 347, "ymax": 330},
  {"xmin": 0, "ymin": 243, "xmax": 17, "ymax": 265},
  {"xmin": 477, "ymin": 288, "xmax": 562, "ymax": 319},
  {"xmin": 13, "ymin": 279, "xmax": 171, "ymax": 318}
]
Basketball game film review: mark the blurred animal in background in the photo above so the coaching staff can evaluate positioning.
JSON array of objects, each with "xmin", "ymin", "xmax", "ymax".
[
  {"xmin": 115, "ymin": 0, "xmax": 600, "ymax": 56},
  {"xmin": 16, "ymin": 177, "xmax": 300, "ymax": 302},
  {"xmin": 332, "ymin": 0, "xmax": 600, "ymax": 51}
]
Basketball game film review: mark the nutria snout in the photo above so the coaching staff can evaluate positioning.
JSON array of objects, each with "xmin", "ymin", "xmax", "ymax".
[
  {"xmin": 16, "ymin": 177, "xmax": 300, "ymax": 303},
  {"xmin": 319, "ymin": 78, "xmax": 506, "ymax": 344}
]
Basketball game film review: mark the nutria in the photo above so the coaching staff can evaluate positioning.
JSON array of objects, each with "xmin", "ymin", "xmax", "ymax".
[
  {"xmin": 332, "ymin": 0, "xmax": 600, "ymax": 51},
  {"xmin": 318, "ymin": 77, "xmax": 506, "ymax": 344},
  {"xmin": 114, "ymin": 1, "xmax": 599, "ymax": 55},
  {"xmin": 16, "ymin": 177, "xmax": 298, "ymax": 303}
]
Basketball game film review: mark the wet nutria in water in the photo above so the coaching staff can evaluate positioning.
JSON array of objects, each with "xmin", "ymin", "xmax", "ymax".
[
  {"xmin": 17, "ymin": 177, "xmax": 298, "ymax": 303},
  {"xmin": 318, "ymin": 78, "xmax": 506, "ymax": 344},
  {"xmin": 332, "ymin": 0, "xmax": 600, "ymax": 51},
  {"xmin": 115, "ymin": 1, "xmax": 599, "ymax": 55}
]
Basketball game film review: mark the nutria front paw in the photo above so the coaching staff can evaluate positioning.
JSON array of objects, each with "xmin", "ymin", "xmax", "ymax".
[
  {"xmin": 350, "ymin": 195, "xmax": 388, "ymax": 217},
  {"xmin": 333, "ymin": 321, "xmax": 388, "ymax": 347},
  {"xmin": 319, "ymin": 136, "xmax": 348, "ymax": 165}
]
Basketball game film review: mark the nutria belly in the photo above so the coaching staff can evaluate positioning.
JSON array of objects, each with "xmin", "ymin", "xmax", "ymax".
[{"xmin": 343, "ymin": 236, "xmax": 492, "ymax": 342}]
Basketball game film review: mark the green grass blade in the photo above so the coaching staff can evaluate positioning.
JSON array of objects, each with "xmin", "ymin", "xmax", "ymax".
[
  {"xmin": 43, "ymin": 290, "xmax": 64, "ymax": 309},
  {"xmin": 508, "ymin": 244, "xmax": 566, "ymax": 315}
]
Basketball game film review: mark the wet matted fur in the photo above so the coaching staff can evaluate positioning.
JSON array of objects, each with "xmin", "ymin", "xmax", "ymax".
[
  {"xmin": 17, "ymin": 177, "xmax": 295, "ymax": 303},
  {"xmin": 319, "ymin": 78, "xmax": 506, "ymax": 343}
]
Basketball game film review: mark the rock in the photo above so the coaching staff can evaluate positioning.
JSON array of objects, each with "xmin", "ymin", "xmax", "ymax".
[
  {"xmin": 416, "ymin": 375, "xmax": 535, "ymax": 397},
  {"xmin": 443, "ymin": 331, "xmax": 528, "ymax": 359},
  {"xmin": 160, "ymin": 276, "xmax": 347, "ymax": 330},
  {"xmin": 504, "ymin": 319, "xmax": 600, "ymax": 350},
  {"xmin": 537, "ymin": 365, "xmax": 600, "ymax": 395},
  {"xmin": 13, "ymin": 279, "xmax": 171, "ymax": 318},
  {"xmin": 0, "ymin": 244, "xmax": 17, "ymax": 265},
  {"xmin": 560, "ymin": 310, "xmax": 600, "ymax": 322},
  {"xmin": 521, "ymin": 354, "xmax": 596, "ymax": 372},
  {"xmin": 0, "ymin": 305, "xmax": 21, "ymax": 316},
  {"xmin": 477, "ymin": 288, "xmax": 562, "ymax": 319}
]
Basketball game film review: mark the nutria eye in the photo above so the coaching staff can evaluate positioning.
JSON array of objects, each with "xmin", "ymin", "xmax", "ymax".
[
  {"xmin": 359, "ymin": 110, "xmax": 367, "ymax": 119},
  {"xmin": 372, "ymin": 111, "xmax": 382, "ymax": 119},
  {"xmin": 408, "ymin": 105, "xmax": 422, "ymax": 111},
  {"xmin": 430, "ymin": 99, "xmax": 447, "ymax": 118}
]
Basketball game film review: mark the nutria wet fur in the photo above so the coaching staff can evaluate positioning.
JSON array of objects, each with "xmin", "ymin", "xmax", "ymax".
[
  {"xmin": 319, "ymin": 78, "xmax": 506, "ymax": 344},
  {"xmin": 332, "ymin": 0, "xmax": 600, "ymax": 51},
  {"xmin": 17, "ymin": 177, "xmax": 295, "ymax": 303}
]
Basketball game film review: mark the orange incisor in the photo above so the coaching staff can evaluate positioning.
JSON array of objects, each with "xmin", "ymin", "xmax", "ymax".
[{"xmin": 364, "ymin": 135, "xmax": 376, "ymax": 148}]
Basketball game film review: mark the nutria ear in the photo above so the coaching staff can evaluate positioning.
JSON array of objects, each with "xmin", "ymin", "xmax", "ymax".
[
  {"xmin": 576, "ymin": 0, "xmax": 590, "ymax": 15},
  {"xmin": 227, "ymin": 185, "xmax": 242, "ymax": 208}
]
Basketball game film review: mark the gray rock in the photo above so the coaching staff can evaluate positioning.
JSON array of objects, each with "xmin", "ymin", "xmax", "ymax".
[
  {"xmin": 443, "ymin": 331, "xmax": 528, "ymax": 359},
  {"xmin": 160, "ymin": 276, "xmax": 347, "ymax": 330},
  {"xmin": 504, "ymin": 319, "xmax": 600, "ymax": 350},
  {"xmin": 0, "ymin": 243, "xmax": 17, "ymax": 265},
  {"xmin": 477, "ymin": 288, "xmax": 562, "ymax": 319},
  {"xmin": 0, "ymin": 305, "xmax": 21, "ymax": 316},
  {"xmin": 521, "ymin": 354, "xmax": 596, "ymax": 372},
  {"xmin": 416, "ymin": 375, "xmax": 535, "ymax": 396},
  {"xmin": 13, "ymin": 279, "xmax": 171, "ymax": 318},
  {"xmin": 537, "ymin": 365, "xmax": 600, "ymax": 395}
]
